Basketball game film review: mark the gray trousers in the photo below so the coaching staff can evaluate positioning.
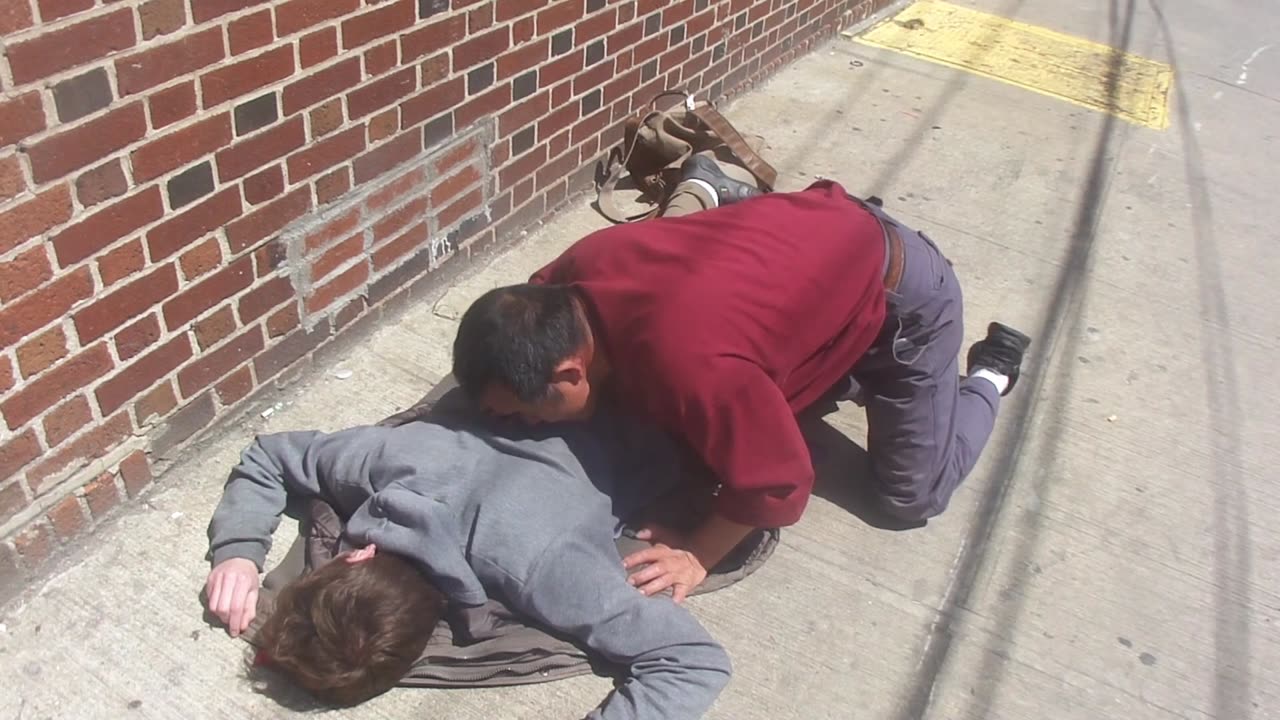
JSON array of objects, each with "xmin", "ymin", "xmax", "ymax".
[{"xmin": 843, "ymin": 204, "xmax": 1001, "ymax": 522}]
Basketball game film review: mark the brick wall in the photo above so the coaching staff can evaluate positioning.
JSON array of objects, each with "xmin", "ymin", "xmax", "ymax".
[{"xmin": 0, "ymin": 0, "xmax": 889, "ymax": 594}]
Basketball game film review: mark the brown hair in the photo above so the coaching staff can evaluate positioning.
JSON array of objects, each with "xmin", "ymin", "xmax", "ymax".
[{"xmin": 255, "ymin": 551, "xmax": 446, "ymax": 706}]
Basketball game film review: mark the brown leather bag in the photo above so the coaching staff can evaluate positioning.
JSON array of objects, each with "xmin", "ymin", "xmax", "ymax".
[{"xmin": 597, "ymin": 90, "xmax": 779, "ymax": 223}]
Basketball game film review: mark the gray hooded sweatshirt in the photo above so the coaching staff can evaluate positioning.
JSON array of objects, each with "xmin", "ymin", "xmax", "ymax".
[{"xmin": 207, "ymin": 412, "xmax": 731, "ymax": 720}]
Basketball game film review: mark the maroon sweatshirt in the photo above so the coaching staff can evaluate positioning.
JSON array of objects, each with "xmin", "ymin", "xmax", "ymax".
[{"xmin": 530, "ymin": 181, "xmax": 887, "ymax": 527}]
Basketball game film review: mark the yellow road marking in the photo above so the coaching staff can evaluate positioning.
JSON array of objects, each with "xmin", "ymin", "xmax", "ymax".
[{"xmin": 853, "ymin": 0, "xmax": 1173, "ymax": 129}]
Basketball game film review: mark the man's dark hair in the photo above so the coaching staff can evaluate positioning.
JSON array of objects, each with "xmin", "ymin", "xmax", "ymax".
[{"xmin": 452, "ymin": 283, "xmax": 585, "ymax": 402}]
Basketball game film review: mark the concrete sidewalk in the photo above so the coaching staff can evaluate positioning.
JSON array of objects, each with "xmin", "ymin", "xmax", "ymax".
[{"xmin": 3, "ymin": 0, "xmax": 1278, "ymax": 718}]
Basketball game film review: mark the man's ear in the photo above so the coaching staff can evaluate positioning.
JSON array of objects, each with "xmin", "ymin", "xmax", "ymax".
[
  {"xmin": 551, "ymin": 357, "xmax": 586, "ymax": 386},
  {"xmin": 345, "ymin": 544, "xmax": 377, "ymax": 564}
]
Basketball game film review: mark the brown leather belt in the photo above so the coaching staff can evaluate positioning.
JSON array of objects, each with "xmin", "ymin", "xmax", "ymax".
[{"xmin": 879, "ymin": 216, "xmax": 905, "ymax": 291}]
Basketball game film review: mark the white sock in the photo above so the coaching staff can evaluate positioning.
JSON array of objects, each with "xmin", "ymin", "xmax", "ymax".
[
  {"xmin": 970, "ymin": 367, "xmax": 1009, "ymax": 394},
  {"xmin": 685, "ymin": 178, "xmax": 719, "ymax": 207}
]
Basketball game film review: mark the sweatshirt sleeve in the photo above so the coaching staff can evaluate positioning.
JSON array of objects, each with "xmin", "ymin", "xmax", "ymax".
[
  {"xmin": 206, "ymin": 426, "xmax": 402, "ymax": 570},
  {"xmin": 655, "ymin": 354, "xmax": 815, "ymax": 528},
  {"xmin": 513, "ymin": 531, "xmax": 732, "ymax": 720}
]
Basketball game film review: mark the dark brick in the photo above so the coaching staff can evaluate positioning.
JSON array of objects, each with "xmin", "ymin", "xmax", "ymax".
[
  {"xmin": 695, "ymin": 0, "xmax": 708, "ymax": 10},
  {"xmin": 585, "ymin": 39, "xmax": 605, "ymax": 66},
  {"xmin": 234, "ymin": 93, "xmax": 279, "ymax": 136},
  {"xmin": 642, "ymin": 58, "xmax": 658, "ymax": 81},
  {"xmin": 418, "ymin": 0, "xmax": 448, "ymax": 18},
  {"xmin": 152, "ymin": 392, "xmax": 215, "ymax": 458},
  {"xmin": 644, "ymin": 12, "xmax": 660, "ymax": 35},
  {"xmin": 587, "ymin": 0, "xmax": 604, "ymax": 11},
  {"xmin": 513, "ymin": 70, "xmax": 538, "ymax": 100},
  {"xmin": 254, "ymin": 319, "xmax": 331, "ymax": 383},
  {"xmin": 670, "ymin": 25, "xmax": 685, "ymax": 45},
  {"xmin": 422, "ymin": 114, "xmax": 454, "ymax": 150},
  {"xmin": 552, "ymin": 29, "xmax": 573, "ymax": 55},
  {"xmin": 75, "ymin": 160, "xmax": 128, "ymax": 208},
  {"xmin": 693, "ymin": 34, "xmax": 706, "ymax": 54},
  {"xmin": 581, "ymin": 88, "xmax": 602, "ymax": 115},
  {"xmin": 52, "ymin": 68, "xmax": 113, "ymax": 124},
  {"xmin": 512, "ymin": 126, "xmax": 536, "ymax": 156},
  {"xmin": 467, "ymin": 62, "xmax": 495, "ymax": 95},
  {"xmin": 167, "ymin": 162, "xmax": 215, "ymax": 209}
]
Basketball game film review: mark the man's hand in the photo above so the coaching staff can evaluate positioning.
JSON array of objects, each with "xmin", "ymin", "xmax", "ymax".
[
  {"xmin": 623, "ymin": 536, "xmax": 708, "ymax": 603},
  {"xmin": 206, "ymin": 557, "xmax": 260, "ymax": 637}
]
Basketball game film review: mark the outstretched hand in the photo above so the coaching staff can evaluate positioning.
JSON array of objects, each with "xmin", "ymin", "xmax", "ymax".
[
  {"xmin": 206, "ymin": 557, "xmax": 260, "ymax": 637},
  {"xmin": 623, "ymin": 525, "xmax": 707, "ymax": 603}
]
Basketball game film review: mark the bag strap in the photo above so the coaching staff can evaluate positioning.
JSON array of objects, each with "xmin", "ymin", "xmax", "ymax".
[{"xmin": 690, "ymin": 103, "xmax": 778, "ymax": 191}]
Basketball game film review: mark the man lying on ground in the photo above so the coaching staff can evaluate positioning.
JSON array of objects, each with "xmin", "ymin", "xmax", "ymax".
[{"xmin": 202, "ymin": 408, "xmax": 731, "ymax": 719}]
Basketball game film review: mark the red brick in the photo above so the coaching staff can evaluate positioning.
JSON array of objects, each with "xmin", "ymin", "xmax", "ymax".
[
  {"xmin": 456, "ymin": 84, "xmax": 512, "ymax": 127},
  {"xmin": 311, "ymin": 233, "xmax": 363, "ymax": 282},
  {"xmin": 578, "ymin": 6, "xmax": 618, "ymax": 43},
  {"xmin": 26, "ymin": 103, "xmax": 147, "ymax": 185},
  {"xmin": 299, "ymin": 27, "xmax": 339, "ymax": 68},
  {"xmin": 400, "ymin": 77, "xmax": 465, "ymax": 126},
  {"xmin": 468, "ymin": 1, "xmax": 494, "ymax": 32},
  {"xmin": 401, "ymin": 13, "xmax": 466, "ymax": 61},
  {"xmin": 371, "ymin": 196, "xmax": 427, "ymax": 244},
  {"xmin": 14, "ymin": 523, "xmax": 54, "ymax": 566},
  {"xmin": 281, "ymin": 57, "xmax": 361, "ymax": 115},
  {"xmin": 497, "ymin": 39, "xmax": 549, "ymax": 80},
  {"xmin": 512, "ymin": 16, "xmax": 534, "ymax": 43},
  {"xmin": 83, "ymin": 472, "xmax": 121, "ymax": 519},
  {"xmin": 252, "ymin": 238, "xmax": 287, "ymax": 276},
  {"xmin": 454, "ymin": 26, "xmax": 510, "ymax": 70},
  {"xmin": 139, "ymin": 0, "xmax": 187, "ymax": 40},
  {"xmin": 148, "ymin": 82, "xmax": 199, "ymax": 130},
  {"xmin": 571, "ymin": 107, "xmax": 610, "ymax": 145},
  {"xmin": 0, "ymin": 92, "xmax": 45, "ymax": 148},
  {"xmin": 437, "ymin": 187, "xmax": 482, "ymax": 229},
  {"xmin": 608, "ymin": 19, "xmax": 643, "ymax": 54},
  {"xmin": 266, "ymin": 303, "xmax": 301, "ymax": 337},
  {"xmin": 43, "ymin": 395, "xmax": 92, "ymax": 447},
  {"xmin": 499, "ymin": 90, "xmax": 550, "ymax": 136},
  {"xmin": 47, "ymin": 496, "xmax": 86, "ymax": 539},
  {"xmin": 216, "ymin": 115, "xmax": 306, "ymax": 182},
  {"xmin": 0, "ymin": 356, "xmax": 11, "ymax": 395},
  {"xmin": 0, "ymin": 185, "xmax": 72, "ymax": 257},
  {"xmin": 114, "ymin": 313, "xmax": 162, "ymax": 361},
  {"xmin": 180, "ymin": 238, "xmax": 224, "ymax": 281},
  {"xmin": 216, "ymin": 366, "xmax": 255, "ymax": 406},
  {"xmin": 0, "ymin": 247, "xmax": 53, "ymax": 304},
  {"xmin": 0, "ymin": 480, "xmax": 28, "ymax": 526},
  {"xmin": 304, "ymin": 207, "xmax": 361, "ymax": 253},
  {"xmin": 134, "ymin": 382, "xmax": 178, "ymax": 425},
  {"xmin": 496, "ymin": 0, "xmax": 549, "ymax": 22},
  {"xmin": 276, "ymin": 0, "xmax": 358, "ymax": 37},
  {"xmin": 162, "ymin": 256, "xmax": 254, "ymax": 330},
  {"xmin": 27, "ymin": 411, "xmax": 133, "ymax": 495},
  {"xmin": 348, "ymin": 66, "xmax": 417, "ymax": 120},
  {"xmin": 316, "ymin": 167, "xmax": 352, "ymax": 205},
  {"xmin": 193, "ymin": 306, "xmax": 236, "ymax": 350},
  {"xmin": 229, "ymin": 9, "xmax": 274, "ymax": 55},
  {"xmin": 365, "ymin": 40, "xmax": 398, "ymax": 76},
  {"xmin": 16, "ymin": 326, "xmax": 68, "ymax": 380},
  {"xmin": 74, "ymin": 160, "xmax": 127, "ymax": 209},
  {"xmin": 244, "ymin": 165, "xmax": 285, "ymax": 205},
  {"xmin": 2, "ymin": 344, "xmax": 112, "ymax": 430},
  {"xmin": 574, "ymin": 59, "xmax": 614, "ymax": 96},
  {"xmin": 131, "ymin": 115, "xmax": 232, "ymax": 183},
  {"xmin": 603, "ymin": 66, "xmax": 642, "ymax": 105},
  {"xmin": 0, "ymin": 431, "xmax": 41, "ymax": 483},
  {"xmin": 179, "ymin": 325, "xmax": 263, "ymax": 396},
  {"xmin": 51, "ymin": 186, "xmax": 164, "ymax": 267},
  {"xmin": 225, "ymin": 186, "xmax": 312, "ymax": 253},
  {"xmin": 550, "ymin": 79, "xmax": 572, "ymax": 108},
  {"xmin": 499, "ymin": 143, "xmax": 547, "ymax": 190},
  {"xmin": 431, "ymin": 164, "xmax": 483, "ymax": 207},
  {"xmin": 341, "ymin": 0, "xmax": 413, "ymax": 50},
  {"xmin": 369, "ymin": 108, "xmax": 399, "ymax": 143},
  {"xmin": 539, "ymin": 49, "xmax": 584, "ymax": 88},
  {"xmin": 0, "ymin": 267, "xmax": 92, "ymax": 350},
  {"xmin": 372, "ymin": 221, "xmax": 427, "ymax": 270},
  {"xmin": 147, "ymin": 187, "xmax": 242, "ymax": 260},
  {"xmin": 202, "ymin": 45, "xmax": 295, "ymax": 108},
  {"xmin": 536, "ymin": 146, "xmax": 579, "ymax": 190},
  {"xmin": 96, "ymin": 240, "xmax": 146, "ymax": 288},
  {"xmin": 96, "ymin": 336, "xmax": 192, "ymax": 415},
  {"xmin": 307, "ymin": 261, "xmax": 368, "ymax": 313},
  {"xmin": 8, "ymin": 9, "xmax": 136, "ymax": 85},
  {"xmin": 352, "ymin": 131, "xmax": 420, "ymax": 185},
  {"xmin": 287, "ymin": 127, "xmax": 366, "ymax": 183},
  {"xmin": 75, "ymin": 265, "xmax": 179, "ymax": 343},
  {"xmin": 310, "ymin": 99, "xmax": 344, "ymax": 137},
  {"xmin": 0, "ymin": 155, "xmax": 24, "ymax": 203},
  {"xmin": 118, "ymin": 450, "xmax": 152, "ymax": 498},
  {"xmin": 0, "ymin": 1, "xmax": 33, "ymax": 35},
  {"xmin": 239, "ymin": 275, "xmax": 295, "ymax": 323},
  {"xmin": 365, "ymin": 168, "xmax": 424, "ymax": 211},
  {"xmin": 536, "ymin": 0, "xmax": 582, "ymax": 35},
  {"xmin": 192, "ymin": 0, "xmax": 264, "ymax": 22},
  {"xmin": 117, "ymin": 28, "xmax": 224, "ymax": 97},
  {"xmin": 420, "ymin": 53, "xmax": 451, "ymax": 85}
]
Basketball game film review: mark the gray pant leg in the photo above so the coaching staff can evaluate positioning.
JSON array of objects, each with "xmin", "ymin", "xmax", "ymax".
[{"xmin": 851, "ymin": 215, "xmax": 1001, "ymax": 522}]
